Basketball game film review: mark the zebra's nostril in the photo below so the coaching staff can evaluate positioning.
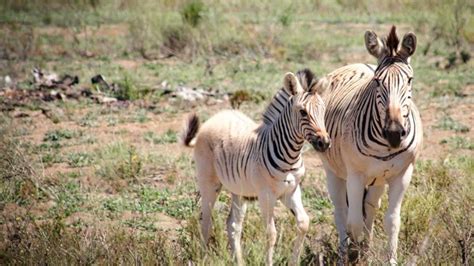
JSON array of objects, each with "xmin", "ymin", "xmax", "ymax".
[
  {"xmin": 311, "ymin": 136, "xmax": 329, "ymax": 152},
  {"xmin": 317, "ymin": 140, "xmax": 324, "ymax": 149},
  {"xmin": 401, "ymin": 129, "xmax": 406, "ymax": 137}
]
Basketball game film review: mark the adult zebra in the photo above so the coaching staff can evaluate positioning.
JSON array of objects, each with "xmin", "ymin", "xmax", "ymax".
[
  {"xmin": 317, "ymin": 26, "xmax": 423, "ymax": 264},
  {"xmin": 181, "ymin": 69, "xmax": 330, "ymax": 266}
]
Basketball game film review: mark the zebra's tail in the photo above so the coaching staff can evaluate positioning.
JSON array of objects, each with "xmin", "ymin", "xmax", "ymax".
[{"xmin": 181, "ymin": 113, "xmax": 200, "ymax": 147}]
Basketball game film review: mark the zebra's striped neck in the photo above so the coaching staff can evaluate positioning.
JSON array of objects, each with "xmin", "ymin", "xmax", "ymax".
[{"xmin": 259, "ymin": 103, "xmax": 305, "ymax": 175}]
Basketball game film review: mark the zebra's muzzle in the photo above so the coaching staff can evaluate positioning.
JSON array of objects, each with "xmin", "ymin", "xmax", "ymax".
[
  {"xmin": 310, "ymin": 135, "xmax": 331, "ymax": 152},
  {"xmin": 383, "ymin": 122, "xmax": 406, "ymax": 148}
]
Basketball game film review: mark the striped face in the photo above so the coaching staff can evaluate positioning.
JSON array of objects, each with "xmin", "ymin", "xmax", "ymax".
[
  {"xmin": 284, "ymin": 72, "xmax": 330, "ymax": 152},
  {"xmin": 295, "ymin": 92, "xmax": 330, "ymax": 152},
  {"xmin": 374, "ymin": 61, "xmax": 413, "ymax": 148},
  {"xmin": 365, "ymin": 26, "xmax": 417, "ymax": 148}
]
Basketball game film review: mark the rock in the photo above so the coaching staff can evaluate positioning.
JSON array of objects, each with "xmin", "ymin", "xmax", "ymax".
[
  {"xmin": 4, "ymin": 75, "xmax": 12, "ymax": 86},
  {"xmin": 98, "ymin": 96, "xmax": 118, "ymax": 104},
  {"xmin": 91, "ymin": 74, "xmax": 110, "ymax": 92},
  {"xmin": 174, "ymin": 86, "xmax": 206, "ymax": 102},
  {"xmin": 32, "ymin": 68, "xmax": 59, "ymax": 87}
]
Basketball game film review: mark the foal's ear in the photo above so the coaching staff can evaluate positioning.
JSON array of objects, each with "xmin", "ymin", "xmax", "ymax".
[
  {"xmin": 283, "ymin": 72, "xmax": 303, "ymax": 95},
  {"xmin": 365, "ymin": 30, "xmax": 385, "ymax": 59},
  {"xmin": 399, "ymin": 32, "xmax": 417, "ymax": 59}
]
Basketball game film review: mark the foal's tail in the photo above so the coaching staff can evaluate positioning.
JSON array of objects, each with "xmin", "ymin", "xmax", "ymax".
[{"xmin": 180, "ymin": 113, "xmax": 200, "ymax": 147}]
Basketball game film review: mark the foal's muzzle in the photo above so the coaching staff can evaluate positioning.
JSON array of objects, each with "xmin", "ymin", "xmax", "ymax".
[{"xmin": 310, "ymin": 135, "xmax": 331, "ymax": 152}]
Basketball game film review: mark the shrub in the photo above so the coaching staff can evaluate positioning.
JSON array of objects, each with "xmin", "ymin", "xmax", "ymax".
[
  {"xmin": 180, "ymin": 1, "xmax": 205, "ymax": 27},
  {"xmin": 161, "ymin": 24, "xmax": 192, "ymax": 56},
  {"xmin": 114, "ymin": 74, "xmax": 149, "ymax": 101}
]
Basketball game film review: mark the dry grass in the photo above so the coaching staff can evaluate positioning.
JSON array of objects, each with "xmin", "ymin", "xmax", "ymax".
[{"xmin": 0, "ymin": 0, "xmax": 473, "ymax": 265}]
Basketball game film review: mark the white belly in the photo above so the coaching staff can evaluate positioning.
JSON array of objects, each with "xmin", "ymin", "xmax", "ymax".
[{"xmin": 216, "ymin": 162, "xmax": 304, "ymax": 198}]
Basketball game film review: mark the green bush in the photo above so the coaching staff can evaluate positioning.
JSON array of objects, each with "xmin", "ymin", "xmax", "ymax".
[{"xmin": 180, "ymin": 1, "xmax": 205, "ymax": 27}]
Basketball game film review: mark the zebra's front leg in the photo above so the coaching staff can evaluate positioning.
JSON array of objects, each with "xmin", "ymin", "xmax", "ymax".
[
  {"xmin": 346, "ymin": 174, "xmax": 366, "ymax": 263},
  {"xmin": 281, "ymin": 185, "xmax": 309, "ymax": 266},
  {"xmin": 258, "ymin": 190, "xmax": 277, "ymax": 266},
  {"xmin": 385, "ymin": 164, "xmax": 413, "ymax": 265},
  {"xmin": 227, "ymin": 194, "xmax": 247, "ymax": 266},
  {"xmin": 325, "ymin": 169, "xmax": 348, "ymax": 264},
  {"xmin": 346, "ymin": 175, "xmax": 366, "ymax": 242}
]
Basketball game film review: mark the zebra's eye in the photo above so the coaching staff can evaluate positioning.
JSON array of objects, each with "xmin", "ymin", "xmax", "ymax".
[
  {"xmin": 299, "ymin": 109, "xmax": 308, "ymax": 117},
  {"xmin": 408, "ymin": 77, "xmax": 413, "ymax": 85}
]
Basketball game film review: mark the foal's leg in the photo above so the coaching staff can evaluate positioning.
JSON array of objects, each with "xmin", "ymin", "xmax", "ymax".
[
  {"xmin": 196, "ymin": 160, "xmax": 221, "ymax": 246},
  {"xmin": 385, "ymin": 164, "xmax": 413, "ymax": 265},
  {"xmin": 227, "ymin": 194, "xmax": 247, "ymax": 266},
  {"xmin": 258, "ymin": 190, "xmax": 277, "ymax": 266},
  {"xmin": 281, "ymin": 185, "xmax": 309, "ymax": 266}
]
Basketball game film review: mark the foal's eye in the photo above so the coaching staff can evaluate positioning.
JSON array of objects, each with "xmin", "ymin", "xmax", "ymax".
[{"xmin": 299, "ymin": 109, "xmax": 308, "ymax": 117}]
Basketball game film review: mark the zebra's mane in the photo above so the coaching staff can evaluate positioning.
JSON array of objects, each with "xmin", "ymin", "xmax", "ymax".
[
  {"xmin": 261, "ymin": 69, "xmax": 317, "ymax": 126},
  {"xmin": 385, "ymin": 25, "xmax": 400, "ymax": 57},
  {"xmin": 262, "ymin": 87, "xmax": 291, "ymax": 126}
]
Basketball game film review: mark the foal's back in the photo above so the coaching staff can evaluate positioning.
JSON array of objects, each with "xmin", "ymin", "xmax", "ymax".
[{"xmin": 195, "ymin": 110, "xmax": 258, "ymax": 154}]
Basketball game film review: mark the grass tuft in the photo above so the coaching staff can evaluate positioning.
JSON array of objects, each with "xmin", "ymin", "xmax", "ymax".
[{"xmin": 180, "ymin": 0, "xmax": 206, "ymax": 27}]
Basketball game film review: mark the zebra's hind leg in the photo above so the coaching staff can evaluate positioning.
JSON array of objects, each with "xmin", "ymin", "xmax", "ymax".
[
  {"xmin": 325, "ymin": 169, "xmax": 348, "ymax": 265},
  {"xmin": 363, "ymin": 185, "xmax": 385, "ymax": 239},
  {"xmin": 226, "ymin": 194, "xmax": 247, "ymax": 266},
  {"xmin": 281, "ymin": 184, "xmax": 309, "ymax": 266},
  {"xmin": 359, "ymin": 185, "xmax": 385, "ymax": 261},
  {"xmin": 258, "ymin": 190, "xmax": 277, "ymax": 266}
]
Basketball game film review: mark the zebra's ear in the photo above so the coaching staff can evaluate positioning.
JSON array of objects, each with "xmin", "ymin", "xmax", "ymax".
[
  {"xmin": 365, "ymin": 30, "xmax": 385, "ymax": 59},
  {"xmin": 399, "ymin": 32, "xmax": 417, "ymax": 59},
  {"xmin": 310, "ymin": 77, "xmax": 329, "ymax": 97},
  {"xmin": 283, "ymin": 72, "xmax": 304, "ymax": 95}
]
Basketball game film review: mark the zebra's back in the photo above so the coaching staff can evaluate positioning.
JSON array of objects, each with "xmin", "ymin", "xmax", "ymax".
[{"xmin": 320, "ymin": 64, "xmax": 375, "ymax": 175}]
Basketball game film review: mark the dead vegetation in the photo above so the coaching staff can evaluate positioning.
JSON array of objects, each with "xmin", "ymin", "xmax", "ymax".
[{"xmin": 0, "ymin": 0, "xmax": 473, "ymax": 265}]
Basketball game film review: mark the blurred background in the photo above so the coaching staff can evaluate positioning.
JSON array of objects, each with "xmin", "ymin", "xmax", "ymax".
[{"xmin": 0, "ymin": 0, "xmax": 472, "ymax": 265}]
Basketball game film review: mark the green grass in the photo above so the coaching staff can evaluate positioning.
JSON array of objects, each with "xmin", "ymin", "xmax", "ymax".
[
  {"xmin": 49, "ymin": 181, "xmax": 85, "ymax": 218},
  {"xmin": 67, "ymin": 151, "xmax": 95, "ymax": 167},
  {"xmin": 434, "ymin": 115, "xmax": 470, "ymax": 133},
  {"xmin": 144, "ymin": 129, "xmax": 178, "ymax": 144},
  {"xmin": 440, "ymin": 136, "xmax": 474, "ymax": 150},
  {"xmin": 95, "ymin": 142, "xmax": 143, "ymax": 181},
  {"xmin": 0, "ymin": 0, "xmax": 473, "ymax": 264},
  {"xmin": 43, "ymin": 129, "xmax": 77, "ymax": 142}
]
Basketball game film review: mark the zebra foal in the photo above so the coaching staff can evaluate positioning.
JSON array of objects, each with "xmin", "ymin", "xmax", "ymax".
[
  {"xmin": 181, "ymin": 70, "xmax": 330, "ymax": 265},
  {"xmin": 317, "ymin": 26, "xmax": 423, "ymax": 264}
]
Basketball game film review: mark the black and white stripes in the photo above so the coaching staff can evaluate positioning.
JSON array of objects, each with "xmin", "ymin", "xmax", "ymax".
[
  {"xmin": 182, "ymin": 69, "xmax": 330, "ymax": 265},
  {"xmin": 317, "ymin": 26, "xmax": 423, "ymax": 264}
]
